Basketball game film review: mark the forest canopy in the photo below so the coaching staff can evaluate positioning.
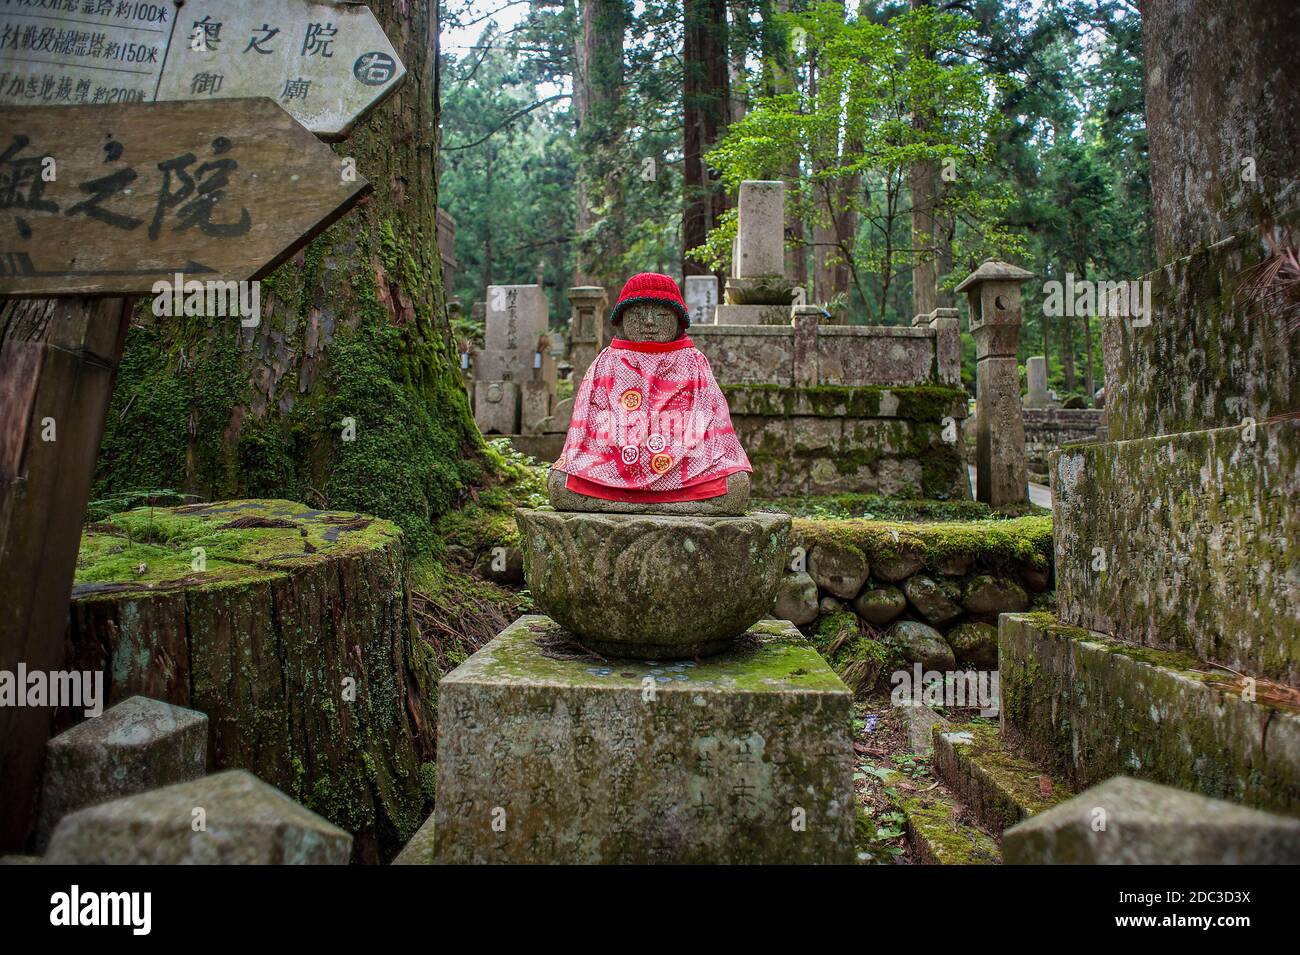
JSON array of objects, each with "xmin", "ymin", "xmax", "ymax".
[{"xmin": 440, "ymin": 0, "xmax": 1150, "ymax": 404}]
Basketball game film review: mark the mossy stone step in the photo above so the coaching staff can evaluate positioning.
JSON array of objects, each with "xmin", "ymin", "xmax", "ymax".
[
  {"xmin": 932, "ymin": 723, "xmax": 1073, "ymax": 836},
  {"xmin": 887, "ymin": 778, "xmax": 1000, "ymax": 865},
  {"xmin": 1000, "ymin": 612, "xmax": 1300, "ymax": 816}
]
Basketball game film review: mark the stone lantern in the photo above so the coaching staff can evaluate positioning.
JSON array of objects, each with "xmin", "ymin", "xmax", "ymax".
[
  {"xmin": 955, "ymin": 259, "xmax": 1034, "ymax": 508},
  {"xmin": 566, "ymin": 286, "xmax": 607, "ymax": 384}
]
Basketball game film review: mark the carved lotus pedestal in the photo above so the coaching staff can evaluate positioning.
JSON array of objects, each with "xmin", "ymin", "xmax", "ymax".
[{"xmin": 515, "ymin": 509, "xmax": 791, "ymax": 659}]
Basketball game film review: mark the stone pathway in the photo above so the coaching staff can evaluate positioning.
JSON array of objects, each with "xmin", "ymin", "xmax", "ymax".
[{"xmin": 966, "ymin": 465, "xmax": 1052, "ymax": 508}]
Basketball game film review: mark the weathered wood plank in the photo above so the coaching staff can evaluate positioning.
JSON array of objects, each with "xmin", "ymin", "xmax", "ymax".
[
  {"xmin": 0, "ymin": 295, "xmax": 131, "ymax": 851},
  {"xmin": 0, "ymin": 98, "xmax": 371, "ymax": 297}
]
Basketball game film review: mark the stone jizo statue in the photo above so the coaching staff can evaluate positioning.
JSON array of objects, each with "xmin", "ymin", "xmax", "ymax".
[{"xmin": 548, "ymin": 272, "xmax": 752, "ymax": 515}]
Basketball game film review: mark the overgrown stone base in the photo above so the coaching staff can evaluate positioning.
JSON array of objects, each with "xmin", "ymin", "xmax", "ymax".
[
  {"xmin": 430, "ymin": 616, "xmax": 854, "ymax": 863},
  {"xmin": 999, "ymin": 613, "xmax": 1300, "ymax": 816},
  {"xmin": 724, "ymin": 385, "xmax": 970, "ymax": 498},
  {"xmin": 1050, "ymin": 418, "xmax": 1299, "ymax": 686}
]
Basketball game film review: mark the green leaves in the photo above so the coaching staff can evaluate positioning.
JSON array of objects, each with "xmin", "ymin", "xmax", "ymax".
[{"xmin": 703, "ymin": 3, "xmax": 1013, "ymax": 316}]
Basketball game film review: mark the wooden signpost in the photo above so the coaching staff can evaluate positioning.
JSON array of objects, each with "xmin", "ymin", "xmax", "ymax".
[
  {"xmin": 0, "ymin": 1, "xmax": 405, "ymax": 852},
  {"xmin": 0, "ymin": 0, "xmax": 406, "ymax": 140},
  {"xmin": 0, "ymin": 98, "xmax": 371, "ymax": 296}
]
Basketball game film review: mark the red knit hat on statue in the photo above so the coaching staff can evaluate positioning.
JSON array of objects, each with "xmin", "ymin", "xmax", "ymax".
[{"xmin": 609, "ymin": 272, "xmax": 692, "ymax": 328}]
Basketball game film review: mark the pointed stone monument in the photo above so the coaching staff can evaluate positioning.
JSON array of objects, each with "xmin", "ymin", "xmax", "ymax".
[
  {"xmin": 1023, "ymin": 356, "xmax": 1058, "ymax": 409},
  {"xmin": 472, "ymin": 284, "xmax": 555, "ymax": 434}
]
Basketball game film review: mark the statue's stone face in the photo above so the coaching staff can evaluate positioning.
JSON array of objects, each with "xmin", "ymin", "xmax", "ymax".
[{"xmin": 618, "ymin": 302, "xmax": 681, "ymax": 343}]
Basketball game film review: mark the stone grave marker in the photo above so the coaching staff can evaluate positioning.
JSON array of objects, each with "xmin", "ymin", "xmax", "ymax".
[
  {"xmin": 45, "ymin": 769, "xmax": 352, "ymax": 864},
  {"xmin": 37, "ymin": 696, "xmax": 207, "ymax": 850},
  {"xmin": 684, "ymin": 274, "xmax": 718, "ymax": 325},
  {"xmin": 1023, "ymin": 356, "xmax": 1057, "ymax": 408},
  {"xmin": 473, "ymin": 283, "xmax": 554, "ymax": 434},
  {"xmin": 956, "ymin": 259, "xmax": 1033, "ymax": 508},
  {"xmin": 565, "ymin": 285, "xmax": 606, "ymax": 383},
  {"xmin": 717, "ymin": 180, "xmax": 795, "ymax": 323},
  {"xmin": 1004, "ymin": 777, "xmax": 1300, "ymax": 864}
]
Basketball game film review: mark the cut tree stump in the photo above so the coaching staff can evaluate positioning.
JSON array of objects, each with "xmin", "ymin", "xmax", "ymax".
[{"xmin": 62, "ymin": 500, "xmax": 439, "ymax": 864}]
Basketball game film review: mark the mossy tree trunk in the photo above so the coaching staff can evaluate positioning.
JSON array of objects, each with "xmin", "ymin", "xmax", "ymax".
[{"xmin": 93, "ymin": 0, "xmax": 483, "ymax": 558}]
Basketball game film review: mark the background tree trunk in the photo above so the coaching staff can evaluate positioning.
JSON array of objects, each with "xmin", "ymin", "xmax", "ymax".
[
  {"xmin": 910, "ymin": 0, "xmax": 938, "ymax": 320},
  {"xmin": 763, "ymin": 0, "xmax": 807, "ymax": 287},
  {"xmin": 683, "ymin": 0, "xmax": 730, "ymax": 279},
  {"xmin": 573, "ymin": 0, "xmax": 627, "ymax": 288},
  {"xmin": 91, "ymin": 0, "xmax": 481, "ymax": 560}
]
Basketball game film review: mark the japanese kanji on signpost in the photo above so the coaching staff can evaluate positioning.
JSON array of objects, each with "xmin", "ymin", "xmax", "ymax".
[
  {"xmin": 0, "ymin": 98, "xmax": 371, "ymax": 295},
  {"xmin": 0, "ymin": 0, "xmax": 406, "ymax": 139}
]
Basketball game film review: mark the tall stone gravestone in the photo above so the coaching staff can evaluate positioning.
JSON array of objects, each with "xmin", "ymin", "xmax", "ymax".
[
  {"xmin": 1053, "ymin": 0, "xmax": 1300, "ymax": 687},
  {"xmin": 997, "ymin": 9, "xmax": 1300, "ymax": 808},
  {"xmin": 473, "ymin": 285, "xmax": 554, "ymax": 434},
  {"xmin": 535, "ymin": 287, "xmax": 607, "ymax": 444},
  {"xmin": 716, "ymin": 181, "xmax": 795, "ymax": 325},
  {"xmin": 1023, "ymin": 356, "xmax": 1058, "ymax": 408}
]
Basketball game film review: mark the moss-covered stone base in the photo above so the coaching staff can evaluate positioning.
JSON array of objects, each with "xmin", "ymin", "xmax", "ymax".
[
  {"xmin": 429, "ymin": 615, "xmax": 854, "ymax": 863},
  {"xmin": 891, "ymin": 785, "xmax": 1001, "ymax": 865},
  {"xmin": 999, "ymin": 612, "xmax": 1300, "ymax": 816},
  {"xmin": 722, "ymin": 384, "xmax": 970, "ymax": 499},
  {"xmin": 1051, "ymin": 419, "xmax": 1299, "ymax": 686}
]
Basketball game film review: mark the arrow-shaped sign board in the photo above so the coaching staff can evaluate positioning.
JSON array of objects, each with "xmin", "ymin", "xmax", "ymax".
[
  {"xmin": 0, "ymin": 97, "xmax": 370, "ymax": 297},
  {"xmin": 0, "ymin": 0, "xmax": 406, "ymax": 141}
]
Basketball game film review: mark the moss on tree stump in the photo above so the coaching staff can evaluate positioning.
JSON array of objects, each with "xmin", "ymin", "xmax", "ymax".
[{"xmin": 64, "ymin": 500, "xmax": 438, "ymax": 863}]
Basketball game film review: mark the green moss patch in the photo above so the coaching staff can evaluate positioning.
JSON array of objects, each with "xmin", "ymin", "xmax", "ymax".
[
  {"xmin": 95, "ymin": 218, "xmax": 487, "ymax": 566},
  {"xmin": 465, "ymin": 616, "xmax": 849, "ymax": 694},
  {"xmin": 811, "ymin": 611, "xmax": 899, "ymax": 696},
  {"xmin": 757, "ymin": 493, "xmax": 996, "ymax": 522},
  {"xmin": 934, "ymin": 723, "xmax": 1074, "ymax": 832},
  {"xmin": 722, "ymin": 383, "xmax": 968, "ymax": 421},
  {"xmin": 432, "ymin": 438, "xmax": 548, "ymax": 556},
  {"xmin": 794, "ymin": 514, "xmax": 1054, "ymax": 571},
  {"xmin": 75, "ymin": 499, "xmax": 400, "ymax": 596},
  {"xmin": 893, "ymin": 787, "xmax": 1001, "ymax": 864}
]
